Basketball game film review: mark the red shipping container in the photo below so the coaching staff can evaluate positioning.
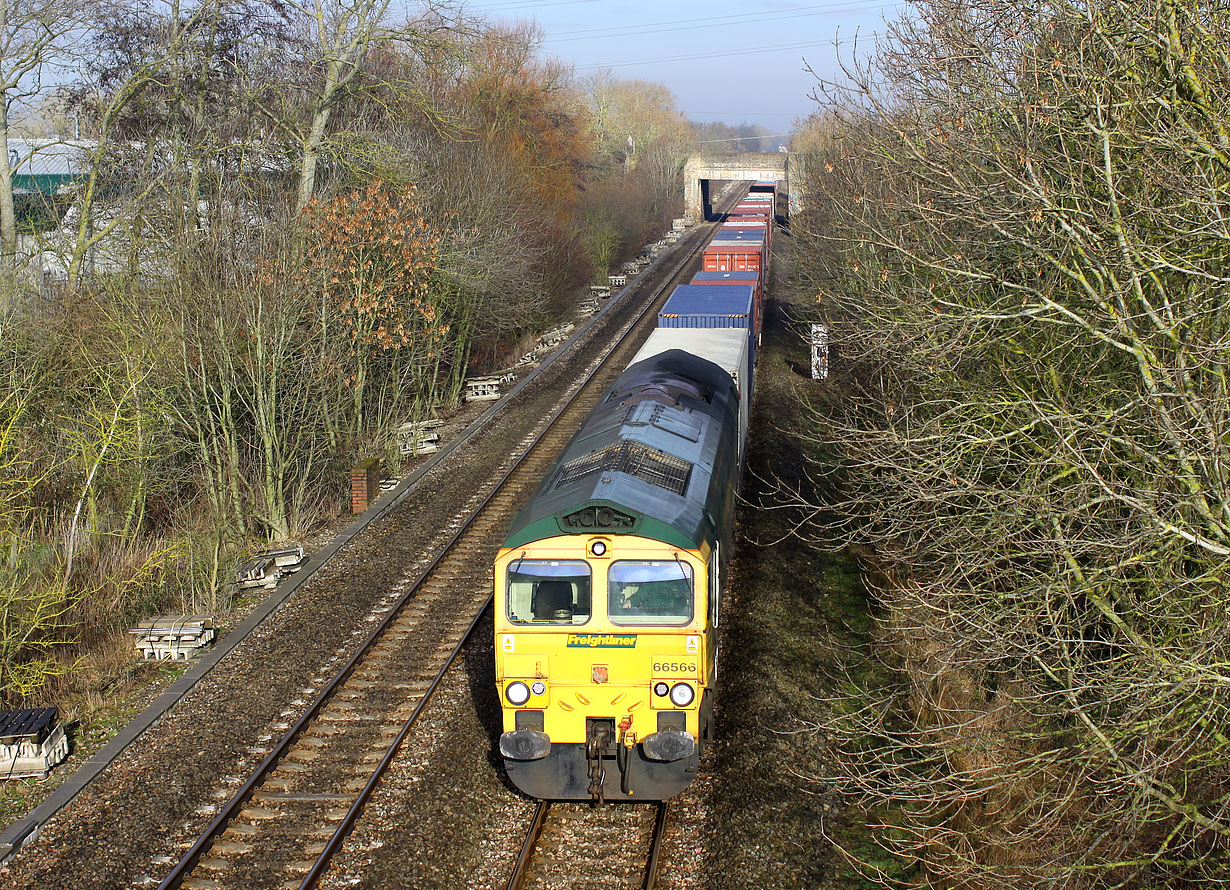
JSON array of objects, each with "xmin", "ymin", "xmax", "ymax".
[{"xmin": 703, "ymin": 244, "xmax": 764, "ymax": 273}]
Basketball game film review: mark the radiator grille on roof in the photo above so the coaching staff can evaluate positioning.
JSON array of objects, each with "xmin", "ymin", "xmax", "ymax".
[{"xmin": 549, "ymin": 440, "xmax": 692, "ymax": 496}]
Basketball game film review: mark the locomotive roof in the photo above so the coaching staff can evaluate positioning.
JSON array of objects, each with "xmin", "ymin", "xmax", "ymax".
[{"xmin": 502, "ymin": 350, "xmax": 739, "ymax": 552}]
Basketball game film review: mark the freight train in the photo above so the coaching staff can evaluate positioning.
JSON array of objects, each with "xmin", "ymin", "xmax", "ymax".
[{"xmin": 493, "ymin": 185, "xmax": 774, "ymax": 802}]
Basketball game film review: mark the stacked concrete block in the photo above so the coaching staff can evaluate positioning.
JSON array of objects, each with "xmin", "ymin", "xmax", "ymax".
[
  {"xmin": 130, "ymin": 615, "xmax": 216, "ymax": 661},
  {"xmin": 0, "ymin": 709, "xmax": 68, "ymax": 779}
]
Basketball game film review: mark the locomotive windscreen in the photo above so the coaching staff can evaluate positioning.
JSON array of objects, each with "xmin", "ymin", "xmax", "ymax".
[
  {"xmin": 608, "ymin": 560, "xmax": 693, "ymax": 626},
  {"xmin": 506, "ymin": 560, "xmax": 592, "ymax": 625}
]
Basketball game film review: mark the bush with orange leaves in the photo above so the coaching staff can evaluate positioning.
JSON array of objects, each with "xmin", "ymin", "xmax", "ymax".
[{"xmin": 301, "ymin": 182, "xmax": 446, "ymax": 429}]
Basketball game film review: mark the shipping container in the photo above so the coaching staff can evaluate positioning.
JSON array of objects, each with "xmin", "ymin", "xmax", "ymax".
[
  {"xmin": 693, "ymin": 270, "xmax": 762, "ymax": 340},
  {"xmin": 727, "ymin": 213, "xmax": 771, "ymax": 235},
  {"xmin": 732, "ymin": 209, "xmax": 771, "ymax": 231},
  {"xmin": 630, "ymin": 328, "xmax": 752, "ymax": 460},
  {"xmin": 721, "ymin": 224, "xmax": 767, "ymax": 240},
  {"xmin": 702, "ymin": 243, "xmax": 764, "ymax": 273},
  {"xmin": 716, "ymin": 229, "xmax": 763, "ymax": 241},
  {"xmin": 659, "ymin": 284, "xmax": 757, "ymax": 352},
  {"xmin": 659, "ymin": 284, "xmax": 755, "ymax": 329},
  {"xmin": 711, "ymin": 231, "xmax": 764, "ymax": 244},
  {"xmin": 692, "ymin": 270, "xmax": 760, "ymax": 286}
]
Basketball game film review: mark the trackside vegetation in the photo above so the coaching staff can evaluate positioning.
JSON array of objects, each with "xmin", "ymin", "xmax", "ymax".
[
  {"xmin": 788, "ymin": 0, "xmax": 1230, "ymax": 884},
  {"xmin": 0, "ymin": 6, "xmax": 696, "ymax": 711}
]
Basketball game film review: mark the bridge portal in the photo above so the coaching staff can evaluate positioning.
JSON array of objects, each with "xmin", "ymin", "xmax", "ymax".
[{"xmin": 683, "ymin": 153, "xmax": 794, "ymax": 220}]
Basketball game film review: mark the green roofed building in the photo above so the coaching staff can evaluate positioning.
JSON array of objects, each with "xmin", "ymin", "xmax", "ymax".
[{"xmin": 8, "ymin": 138, "xmax": 89, "ymax": 197}]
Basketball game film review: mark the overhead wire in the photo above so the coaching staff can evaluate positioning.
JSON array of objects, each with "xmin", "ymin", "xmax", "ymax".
[
  {"xmin": 694, "ymin": 132, "xmax": 797, "ymax": 144},
  {"xmin": 548, "ymin": 1, "xmax": 900, "ymax": 42},
  {"xmin": 465, "ymin": 0, "xmax": 599, "ymax": 11},
  {"xmin": 573, "ymin": 37, "xmax": 863, "ymax": 70}
]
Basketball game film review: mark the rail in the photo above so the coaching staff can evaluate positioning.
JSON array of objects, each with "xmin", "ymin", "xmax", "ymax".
[
  {"xmin": 157, "ymin": 188, "xmax": 747, "ymax": 890},
  {"xmin": 505, "ymin": 801, "xmax": 670, "ymax": 890}
]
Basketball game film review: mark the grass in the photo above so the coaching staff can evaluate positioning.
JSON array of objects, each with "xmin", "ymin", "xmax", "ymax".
[
  {"xmin": 0, "ymin": 658, "xmax": 190, "ymax": 833},
  {"xmin": 700, "ymin": 241, "xmax": 904, "ymax": 889}
]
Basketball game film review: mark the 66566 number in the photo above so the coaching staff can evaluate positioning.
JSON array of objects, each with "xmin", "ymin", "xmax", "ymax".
[{"xmin": 653, "ymin": 662, "xmax": 695, "ymax": 673}]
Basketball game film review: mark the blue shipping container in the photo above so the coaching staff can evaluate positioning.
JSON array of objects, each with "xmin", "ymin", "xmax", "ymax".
[
  {"xmin": 658, "ymin": 285, "xmax": 754, "ymax": 328},
  {"xmin": 692, "ymin": 271, "xmax": 759, "ymax": 284}
]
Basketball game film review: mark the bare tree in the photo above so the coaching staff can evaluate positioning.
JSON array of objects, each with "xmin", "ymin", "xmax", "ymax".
[
  {"xmin": 786, "ymin": 0, "xmax": 1230, "ymax": 884},
  {"xmin": 0, "ymin": 0, "xmax": 85, "ymax": 266}
]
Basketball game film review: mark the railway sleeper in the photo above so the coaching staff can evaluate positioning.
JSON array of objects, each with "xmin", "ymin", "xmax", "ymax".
[
  {"xmin": 239, "ymin": 806, "xmax": 284, "ymax": 821},
  {"xmin": 181, "ymin": 878, "xmax": 223, "ymax": 890},
  {"xmin": 313, "ymin": 714, "xmax": 365, "ymax": 730},
  {"xmin": 210, "ymin": 840, "xmax": 252, "ymax": 856},
  {"xmin": 294, "ymin": 734, "xmax": 332, "ymax": 748},
  {"xmin": 283, "ymin": 749, "xmax": 321, "ymax": 763}
]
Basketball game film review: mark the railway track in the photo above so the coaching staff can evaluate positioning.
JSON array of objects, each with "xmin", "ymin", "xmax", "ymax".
[
  {"xmin": 156, "ymin": 191, "xmax": 745, "ymax": 890},
  {"xmin": 505, "ymin": 801, "xmax": 669, "ymax": 890}
]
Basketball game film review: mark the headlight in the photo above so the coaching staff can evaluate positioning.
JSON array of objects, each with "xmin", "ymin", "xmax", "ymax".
[
  {"xmin": 505, "ymin": 681, "xmax": 531, "ymax": 705},
  {"xmin": 653, "ymin": 681, "xmax": 669, "ymax": 698},
  {"xmin": 669, "ymin": 683, "xmax": 695, "ymax": 707},
  {"xmin": 531, "ymin": 680, "xmax": 546, "ymax": 696}
]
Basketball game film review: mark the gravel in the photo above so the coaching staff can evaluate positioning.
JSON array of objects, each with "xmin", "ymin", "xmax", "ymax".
[
  {"xmin": 0, "ymin": 199, "xmax": 884, "ymax": 890},
  {"xmin": 0, "ymin": 227, "xmax": 708, "ymax": 890}
]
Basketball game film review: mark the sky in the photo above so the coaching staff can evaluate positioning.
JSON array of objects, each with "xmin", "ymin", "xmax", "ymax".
[{"xmin": 463, "ymin": 0, "xmax": 906, "ymax": 138}]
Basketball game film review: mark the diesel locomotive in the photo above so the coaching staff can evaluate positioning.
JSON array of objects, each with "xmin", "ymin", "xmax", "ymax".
[{"xmin": 493, "ymin": 186, "xmax": 771, "ymax": 802}]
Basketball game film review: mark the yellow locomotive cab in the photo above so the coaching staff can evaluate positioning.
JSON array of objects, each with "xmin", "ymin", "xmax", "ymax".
[{"xmin": 494, "ymin": 535, "xmax": 717, "ymax": 801}]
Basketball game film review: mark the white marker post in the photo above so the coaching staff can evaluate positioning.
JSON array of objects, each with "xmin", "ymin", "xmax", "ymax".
[{"xmin": 810, "ymin": 324, "xmax": 829, "ymax": 380}]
